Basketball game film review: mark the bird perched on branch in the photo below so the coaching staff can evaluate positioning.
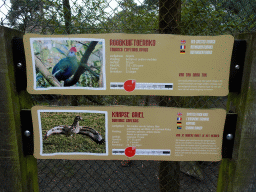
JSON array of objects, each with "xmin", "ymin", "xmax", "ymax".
[{"xmin": 52, "ymin": 47, "xmax": 78, "ymax": 82}]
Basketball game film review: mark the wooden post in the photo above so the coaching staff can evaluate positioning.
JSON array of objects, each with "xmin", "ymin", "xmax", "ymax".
[
  {"xmin": 0, "ymin": 26, "xmax": 39, "ymax": 192},
  {"xmin": 158, "ymin": 1, "xmax": 181, "ymax": 191},
  {"xmin": 217, "ymin": 33, "xmax": 256, "ymax": 191}
]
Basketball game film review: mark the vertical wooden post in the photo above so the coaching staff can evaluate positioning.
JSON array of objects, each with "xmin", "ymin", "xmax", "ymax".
[
  {"xmin": 0, "ymin": 26, "xmax": 39, "ymax": 192},
  {"xmin": 158, "ymin": 1, "xmax": 181, "ymax": 191},
  {"xmin": 217, "ymin": 33, "xmax": 256, "ymax": 191}
]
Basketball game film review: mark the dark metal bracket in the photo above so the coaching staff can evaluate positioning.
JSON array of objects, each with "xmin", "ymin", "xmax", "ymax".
[
  {"xmin": 20, "ymin": 109, "xmax": 34, "ymax": 156},
  {"xmin": 12, "ymin": 37, "xmax": 27, "ymax": 92},
  {"xmin": 222, "ymin": 113, "xmax": 237, "ymax": 158},
  {"xmin": 229, "ymin": 40, "xmax": 246, "ymax": 93}
]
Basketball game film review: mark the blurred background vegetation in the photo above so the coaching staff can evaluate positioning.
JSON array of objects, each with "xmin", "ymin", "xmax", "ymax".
[{"xmin": 1, "ymin": 0, "xmax": 254, "ymax": 35}]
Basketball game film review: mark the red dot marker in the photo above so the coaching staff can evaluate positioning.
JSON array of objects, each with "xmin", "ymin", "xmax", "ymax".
[
  {"xmin": 125, "ymin": 146, "xmax": 136, "ymax": 157},
  {"xmin": 124, "ymin": 80, "xmax": 136, "ymax": 92}
]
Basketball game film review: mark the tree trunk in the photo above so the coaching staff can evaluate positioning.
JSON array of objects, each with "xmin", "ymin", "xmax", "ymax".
[
  {"xmin": 63, "ymin": 0, "xmax": 72, "ymax": 34},
  {"xmin": 159, "ymin": 0, "xmax": 181, "ymax": 34},
  {"xmin": 158, "ymin": 0, "xmax": 181, "ymax": 191},
  {"xmin": 39, "ymin": 1, "xmax": 45, "ymax": 34}
]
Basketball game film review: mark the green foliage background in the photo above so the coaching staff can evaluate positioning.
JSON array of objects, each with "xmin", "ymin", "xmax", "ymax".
[
  {"xmin": 6, "ymin": 0, "xmax": 256, "ymax": 35},
  {"xmin": 34, "ymin": 40, "xmax": 102, "ymax": 88}
]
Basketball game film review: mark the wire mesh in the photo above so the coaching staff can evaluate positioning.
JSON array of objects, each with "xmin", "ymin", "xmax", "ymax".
[
  {"xmin": 1, "ymin": 0, "xmax": 256, "ymax": 34},
  {"xmin": 34, "ymin": 95, "xmax": 227, "ymax": 192},
  {"xmin": 1, "ymin": 0, "xmax": 254, "ymax": 191}
]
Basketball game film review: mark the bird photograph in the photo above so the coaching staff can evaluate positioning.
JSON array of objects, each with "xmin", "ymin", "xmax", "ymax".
[
  {"xmin": 40, "ymin": 111, "xmax": 106, "ymax": 154},
  {"xmin": 32, "ymin": 38, "xmax": 104, "ymax": 89}
]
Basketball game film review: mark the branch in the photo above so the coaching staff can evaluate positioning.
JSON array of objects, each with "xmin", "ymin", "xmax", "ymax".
[{"xmin": 34, "ymin": 56, "xmax": 62, "ymax": 87}]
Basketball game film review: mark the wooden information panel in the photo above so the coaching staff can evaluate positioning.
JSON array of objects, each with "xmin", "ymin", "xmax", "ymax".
[
  {"xmin": 24, "ymin": 34, "xmax": 234, "ymax": 96},
  {"xmin": 32, "ymin": 106, "xmax": 226, "ymax": 161}
]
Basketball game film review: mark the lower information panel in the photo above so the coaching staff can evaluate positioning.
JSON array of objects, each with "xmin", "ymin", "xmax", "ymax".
[{"xmin": 32, "ymin": 106, "xmax": 226, "ymax": 161}]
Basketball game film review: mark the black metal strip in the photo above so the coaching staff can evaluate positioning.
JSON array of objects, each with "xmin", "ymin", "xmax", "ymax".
[
  {"xmin": 20, "ymin": 110, "xmax": 34, "ymax": 156},
  {"xmin": 12, "ymin": 37, "xmax": 27, "ymax": 92},
  {"xmin": 229, "ymin": 40, "xmax": 246, "ymax": 93},
  {"xmin": 222, "ymin": 113, "xmax": 237, "ymax": 158}
]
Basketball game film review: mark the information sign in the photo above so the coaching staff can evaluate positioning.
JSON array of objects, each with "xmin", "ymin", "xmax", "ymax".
[
  {"xmin": 24, "ymin": 34, "xmax": 234, "ymax": 96},
  {"xmin": 32, "ymin": 106, "xmax": 226, "ymax": 161}
]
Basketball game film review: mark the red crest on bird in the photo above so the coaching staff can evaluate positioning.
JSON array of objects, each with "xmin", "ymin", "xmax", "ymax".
[{"xmin": 70, "ymin": 47, "xmax": 77, "ymax": 52}]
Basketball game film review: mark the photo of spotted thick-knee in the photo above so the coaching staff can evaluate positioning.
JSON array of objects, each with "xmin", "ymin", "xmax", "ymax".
[{"xmin": 43, "ymin": 115, "xmax": 105, "ymax": 145}]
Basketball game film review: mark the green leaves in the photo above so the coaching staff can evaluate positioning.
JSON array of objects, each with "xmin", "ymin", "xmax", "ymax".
[
  {"xmin": 102, "ymin": 0, "xmax": 158, "ymax": 33},
  {"xmin": 181, "ymin": 0, "xmax": 256, "ymax": 35},
  {"xmin": 7, "ymin": 0, "xmax": 256, "ymax": 35}
]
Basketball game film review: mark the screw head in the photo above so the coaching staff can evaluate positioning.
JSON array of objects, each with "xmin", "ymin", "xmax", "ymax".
[
  {"xmin": 17, "ymin": 63, "xmax": 22, "ymax": 68},
  {"xmin": 226, "ymin": 134, "xmax": 233, "ymax": 140},
  {"xmin": 235, "ymin": 65, "xmax": 240, "ymax": 69},
  {"xmin": 24, "ymin": 130, "xmax": 31, "ymax": 137}
]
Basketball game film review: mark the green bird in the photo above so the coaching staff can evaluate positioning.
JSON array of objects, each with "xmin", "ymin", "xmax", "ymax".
[{"xmin": 52, "ymin": 47, "xmax": 78, "ymax": 82}]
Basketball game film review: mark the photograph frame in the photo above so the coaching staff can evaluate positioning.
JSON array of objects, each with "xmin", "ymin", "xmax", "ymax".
[
  {"xmin": 37, "ymin": 109, "xmax": 108, "ymax": 157},
  {"xmin": 30, "ymin": 37, "xmax": 106, "ymax": 91}
]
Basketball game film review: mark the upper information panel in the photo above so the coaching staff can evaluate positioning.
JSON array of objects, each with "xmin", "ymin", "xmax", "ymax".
[{"xmin": 23, "ymin": 33, "xmax": 234, "ymax": 96}]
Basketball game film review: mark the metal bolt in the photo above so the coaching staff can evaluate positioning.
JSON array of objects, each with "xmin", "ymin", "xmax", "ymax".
[
  {"xmin": 235, "ymin": 65, "xmax": 240, "ymax": 69},
  {"xmin": 226, "ymin": 134, "xmax": 233, "ymax": 140},
  {"xmin": 17, "ymin": 63, "xmax": 22, "ymax": 68},
  {"xmin": 24, "ymin": 130, "xmax": 31, "ymax": 137}
]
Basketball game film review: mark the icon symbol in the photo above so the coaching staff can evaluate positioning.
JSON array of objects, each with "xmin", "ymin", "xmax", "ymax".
[
  {"xmin": 124, "ymin": 80, "xmax": 136, "ymax": 92},
  {"xmin": 125, "ymin": 146, "xmax": 136, "ymax": 157}
]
